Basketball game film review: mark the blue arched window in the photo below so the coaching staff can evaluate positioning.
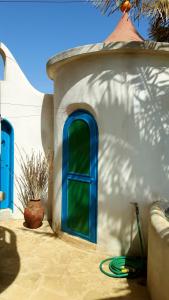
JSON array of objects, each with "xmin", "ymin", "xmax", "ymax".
[{"xmin": 62, "ymin": 110, "xmax": 98, "ymax": 243}]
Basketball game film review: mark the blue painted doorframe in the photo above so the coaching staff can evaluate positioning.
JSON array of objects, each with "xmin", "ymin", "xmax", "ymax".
[
  {"xmin": 0, "ymin": 119, "xmax": 14, "ymax": 210},
  {"xmin": 62, "ymin": 110, "xmax": 98, "ymax": 243}
]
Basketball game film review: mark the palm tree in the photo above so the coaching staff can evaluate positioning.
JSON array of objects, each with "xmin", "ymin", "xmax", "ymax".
[
  {"xmin": 149, "ymin": 9, "xmax": 169, "ymax": 42},
  {"xmin": 90, "ymin": 0, "xmax": 169, "ymax": 18},
  {"xmin": 90, "ymin": 0, "xmax": 169, "ymax": 41}
]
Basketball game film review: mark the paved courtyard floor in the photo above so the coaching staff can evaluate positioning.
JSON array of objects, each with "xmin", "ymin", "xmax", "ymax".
[{"xmin": 0, "ymin": 220, "xmax": 150, "ymax": 300}]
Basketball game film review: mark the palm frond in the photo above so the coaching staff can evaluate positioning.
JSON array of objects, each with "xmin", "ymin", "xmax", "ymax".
[
  {"xmin": 90, "ymin": 0, "xmax": 169, "ymax": 19},
  {"xmin": 149, "ymin": 11, "xmax": 169, "ymax": 42}
]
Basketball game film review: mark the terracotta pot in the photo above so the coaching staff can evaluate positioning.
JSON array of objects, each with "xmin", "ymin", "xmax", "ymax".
[{"xmin": 24, "ymin": 199, "xmax": 44, "ymax": 229}]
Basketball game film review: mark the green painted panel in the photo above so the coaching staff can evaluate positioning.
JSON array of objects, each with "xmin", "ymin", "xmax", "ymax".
[
  {"xmin": 67, "ymin": 180, "xmax": 89, "ymax": 235},
  {"xmin": 68, "ymin": 120, "xmax": 90, "ymax": 175}
]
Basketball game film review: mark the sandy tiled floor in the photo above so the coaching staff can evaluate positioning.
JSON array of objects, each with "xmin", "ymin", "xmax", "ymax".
[{"xmin": 0, "ymin": 220, "xmax": 150, "ymax": 300}]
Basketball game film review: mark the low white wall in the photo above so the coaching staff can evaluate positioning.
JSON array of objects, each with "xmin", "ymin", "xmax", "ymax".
[{"xmin": 147, "ymin": 200, "xmax": 169, "ymax": 300}]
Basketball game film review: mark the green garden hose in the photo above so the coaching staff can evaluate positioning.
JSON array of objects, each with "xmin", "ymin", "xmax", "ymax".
[{"xmin": 99, "ymin": 203, "xmax": 146, "ymax": 278}]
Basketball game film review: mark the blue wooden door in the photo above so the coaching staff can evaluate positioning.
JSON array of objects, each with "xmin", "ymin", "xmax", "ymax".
[
  {"xmin": 62, "ymin": 110, "xmax": 98, "ymax": 243},
  {"xmin": 0, "ymin": 119, "xmax": 14, "ymax": 210}
]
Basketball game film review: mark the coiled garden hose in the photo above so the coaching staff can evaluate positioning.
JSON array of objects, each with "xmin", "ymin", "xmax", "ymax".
[{"xmin": 99, "ymin": 203, "xmax": 146, "ymax": 278}]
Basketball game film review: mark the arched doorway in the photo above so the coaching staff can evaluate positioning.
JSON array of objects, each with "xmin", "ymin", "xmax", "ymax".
[
  {"xmin": 0, "ymin": 119, "xmax": 14, "ymax": 210},
  {"xmin": 62, "ymin": 110, "xmax": 98, "ymax": 243}
]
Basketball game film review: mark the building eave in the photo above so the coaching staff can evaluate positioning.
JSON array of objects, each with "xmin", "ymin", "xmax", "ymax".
[{"xmin": 47, "ymin": 41, "xmax": 169, "ymax": 80}]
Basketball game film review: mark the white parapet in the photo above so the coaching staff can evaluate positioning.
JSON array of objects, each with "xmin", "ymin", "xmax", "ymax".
[{"xmin": 148, "ymin": 200, "xmax": 169, "ymax": 300}]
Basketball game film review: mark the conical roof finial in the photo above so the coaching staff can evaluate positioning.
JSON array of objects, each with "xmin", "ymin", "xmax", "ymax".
[{"xmin": 104, "ymin": 13, "xmax": 144, "ymax": 44}]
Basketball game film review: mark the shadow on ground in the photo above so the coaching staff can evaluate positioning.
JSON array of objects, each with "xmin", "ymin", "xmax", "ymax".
[
  {"xmin": 0, "ymin": 226, "xmax": 20, "ymax": 293},
  {"xmin": 96, "ymin": 266, "xmax": 149, "ymax": 300}
]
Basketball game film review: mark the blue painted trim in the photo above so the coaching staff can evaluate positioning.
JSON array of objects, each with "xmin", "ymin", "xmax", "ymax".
[
  {"xmin": 0, "ymin": 119, "xmax": 14, "ymax": 211},
  {"xmin": 10, "ymin": 121, "xmax": 14, "ymax": 212},
  {"xmin": 62, "ymin": 110, "xmax": 98, "ymax": 243}
]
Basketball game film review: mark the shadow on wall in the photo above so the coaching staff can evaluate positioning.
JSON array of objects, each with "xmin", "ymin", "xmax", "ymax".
[
  {"xmin": 49, "ymin": 42, "xmax": 169, "ymax": 255},
  {"xmin": 90, "ymin": 54, "xmax": 169, "ymax": 255},
  {"xmin": 0, "ymin": 226, "xmax": 20, "ymax": 293},
  {"xmin": 96, "ymin": 56, "xmax": 168, "ymax": 255}
]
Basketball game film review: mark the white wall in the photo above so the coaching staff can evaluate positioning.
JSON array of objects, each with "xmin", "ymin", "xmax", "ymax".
[
  {"xmin": 49, "ymin": 49, "xmax": 169, "ymax": 255},
  {"xmin": 0, "ymin": 43, "xmax": 53, "ymax": 219}
]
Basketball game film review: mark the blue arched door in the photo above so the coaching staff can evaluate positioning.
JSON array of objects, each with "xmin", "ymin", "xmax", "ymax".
[
  {"xmin": 0, "ymin": 119, "xmax": 14, "ymax": 210},
  {"xmin": 62, "ymin": 110, "xmax": 98, "ymax": 243}
]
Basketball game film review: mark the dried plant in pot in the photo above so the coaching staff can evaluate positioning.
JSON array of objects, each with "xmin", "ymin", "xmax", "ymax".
[{"xmin": 17, "ymin": 151, "xmax": 48, "ymax": 229}]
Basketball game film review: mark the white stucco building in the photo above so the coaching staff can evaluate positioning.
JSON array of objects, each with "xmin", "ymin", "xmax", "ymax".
[
  {"xmin": 46, "ymin": 15, "xmax": 169, "ymax": 256},
  {"xmin": 1, "ymin": 14, "xmax": 169, "ymax": 256}
]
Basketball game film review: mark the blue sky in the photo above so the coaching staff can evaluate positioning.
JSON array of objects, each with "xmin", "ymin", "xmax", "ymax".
[{"xmin": 0, "ymin": 1, "xmax": 150, "ymax": 93}]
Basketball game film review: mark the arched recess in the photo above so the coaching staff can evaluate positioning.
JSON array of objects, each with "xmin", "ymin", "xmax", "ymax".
[
  {"xmin": 0, "ymin": 119, "xmax": 14, "ymax": 210},
  {"xmin": 0, "ymin": 51, "xmax": 5, "ymax": 80},
  {"xmin": 62, "ymin": 110, "xmax": 98, "ymax": 243}
]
